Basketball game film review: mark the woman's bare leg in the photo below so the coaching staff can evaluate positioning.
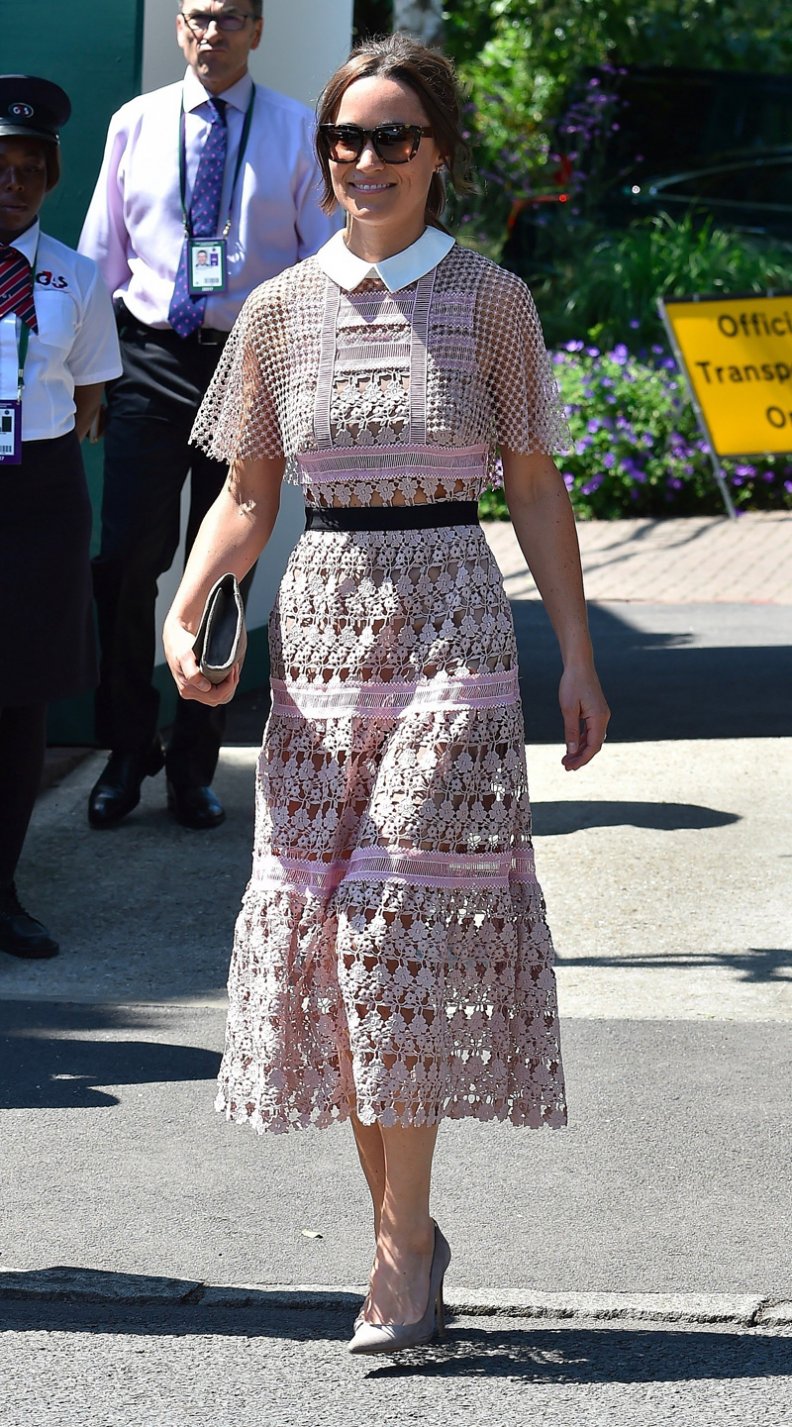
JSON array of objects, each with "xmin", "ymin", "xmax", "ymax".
[
  {"xmin": 365, "ymin": 1123, "xmax": 439, "ymax": 1326},
  {"xmin": 350, "ymin": 1112, "xmax": 386, "ymax": 1239}
]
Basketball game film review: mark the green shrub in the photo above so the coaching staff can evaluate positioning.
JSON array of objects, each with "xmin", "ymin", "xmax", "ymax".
[
  {"xmin": 480, "ymin": 343, "xmax": 792, "ymax": 519},
  {"xmin": 530, "ymin": 214, "xmax": 792, "ymax": 352}
]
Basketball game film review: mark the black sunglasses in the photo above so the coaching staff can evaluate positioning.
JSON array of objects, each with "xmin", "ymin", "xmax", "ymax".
[
  {"xmin": 181, "ymin": 9, "xmax": 254, "ymax": 33},
  {"xmin": 319, "ymin": 123, "xmax": 434, "ymax": 165}
]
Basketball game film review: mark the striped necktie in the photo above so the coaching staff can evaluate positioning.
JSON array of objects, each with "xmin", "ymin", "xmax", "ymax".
[
  {"xmin": 0, "ymin": 245, "xmax": 38, "ymax": 332},
  {"xmin": 168, "ymin": 96, "xmax": 227, "ymax": 338}
]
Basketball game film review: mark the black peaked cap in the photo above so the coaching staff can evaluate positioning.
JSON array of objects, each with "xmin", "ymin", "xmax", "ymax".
[{"xmin": 0, "ymin": 75, "xmax": 71, "ymax": 144}]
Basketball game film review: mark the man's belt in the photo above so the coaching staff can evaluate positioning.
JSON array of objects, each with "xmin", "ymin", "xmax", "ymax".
[{"xmin": 114, "ymin": 300, "xmax": 229, "ymax": 347}]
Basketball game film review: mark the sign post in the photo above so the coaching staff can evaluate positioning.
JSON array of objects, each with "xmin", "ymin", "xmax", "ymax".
[{"xmin": 659, "ymin": 292, "xmax": 792, "ymax": 519}]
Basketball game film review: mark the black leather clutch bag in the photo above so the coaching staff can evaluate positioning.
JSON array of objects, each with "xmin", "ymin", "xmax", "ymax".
[{"xmin": 192, "ymin": 573, "xmax": 247, "ymax": 685}]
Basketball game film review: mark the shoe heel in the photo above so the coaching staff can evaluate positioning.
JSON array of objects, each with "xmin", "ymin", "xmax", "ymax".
[
  {"xmin": 435, "ymin": 1286, "xmax": 446, "ymax": 1339},
  {"xmin": 146, "ymin": 740, "xmax": 165, "ymax": 778}
]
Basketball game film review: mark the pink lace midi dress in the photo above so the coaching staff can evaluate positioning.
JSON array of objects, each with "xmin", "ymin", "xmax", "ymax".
[{"xmin": 193, "ymin": 241, "xmax": 571, "ymax": 1133}]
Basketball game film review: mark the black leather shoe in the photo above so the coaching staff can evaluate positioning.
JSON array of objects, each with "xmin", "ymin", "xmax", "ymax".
[
  {"xmin": 0, "ymin": 886, "xmax": 59, "ymax": 959},
  {"xmin": 88, "ymin": 741, "xmax": 165, "ymax": 828},
  {"xmin": 166, "ymin": 780, "xmax": 226, "ymax": 829}
]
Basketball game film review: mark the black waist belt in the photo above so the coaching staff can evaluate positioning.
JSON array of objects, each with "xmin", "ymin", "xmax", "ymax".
[
  {"xmin": 304, "ymin": 500, "xmax": 479, "ymax": 532},
  {"xmin": 114, "ymin": 300, "xmax": 229, "ymax": 347}
]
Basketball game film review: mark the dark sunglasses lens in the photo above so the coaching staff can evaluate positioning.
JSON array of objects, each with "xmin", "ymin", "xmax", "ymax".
[
  {"xmin": 324, "ymin": 128, "xmax": 362, "ymax": 161},
  {"xmin": 218, "ymin": 14, "xmax": 247, "ymax": 29},
  {"xmin": 373, "ymin": 126, "xmax": 415, "ymax": 161}
]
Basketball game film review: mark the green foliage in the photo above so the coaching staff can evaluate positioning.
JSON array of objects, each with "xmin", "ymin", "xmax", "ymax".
[
  {"xmin": 531, "ymin": 214, "xmax": 792, "ymax": 352},
  {"xmin": 480, "ymin": 344, "xmax": 792, "ymax": 520},
  {"xmin": 443, "ymin": 1, "xmax": 792, "ymax": 251}
]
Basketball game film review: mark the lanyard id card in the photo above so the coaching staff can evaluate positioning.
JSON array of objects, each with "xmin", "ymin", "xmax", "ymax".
[
  {"xmin": 0, "ymin": 399, "xmax": 22, "ymax": 465},
  {"xmin": 0, "ymin": 292, "xmax": 34, "ymax": 466},
  {"xmin": 188, "ymin": 237, "xmax": 227, "ymax": 294}
]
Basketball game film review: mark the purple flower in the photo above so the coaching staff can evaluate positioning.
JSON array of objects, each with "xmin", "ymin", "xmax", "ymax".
[
  {"xmin": 602, "ymin": 453, "xmax": 616, "ymax": 469},
  {"xmin": 564, "ymin": 339, "xmax": 584, "ymax": 352},
  {"xmin": 563, "ymin": 473, "xmax": 575, "ymax": 490},
  {"xmin": 587, "ymin": 419, "xmax": 601, "ymax": 434}
]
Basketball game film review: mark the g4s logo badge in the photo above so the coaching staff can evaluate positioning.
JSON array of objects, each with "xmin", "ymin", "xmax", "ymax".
[{"xmin": 35, "ymin": 270, "xmax": 69, "ymax": 289}]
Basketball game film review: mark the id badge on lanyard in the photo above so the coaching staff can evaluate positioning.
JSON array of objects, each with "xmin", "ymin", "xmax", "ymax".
[
  {"xmin": 0, "ymin": 290, "xmax": 33, "ymax": 465},
  {"xmin": 0, "ymin": 399, "xmax": 22, "ymax": 464},
  {"xmin": 188, "ymin": 237, "xmax": 227, "ymax": 294},
  {"xmin": 179, "ymin": 89, "xmax": 255, "ymax": 300}
]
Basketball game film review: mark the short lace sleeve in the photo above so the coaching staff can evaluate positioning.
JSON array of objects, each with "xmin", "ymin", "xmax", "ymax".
[
  {"xmin": 191, "ymin": 288, "xmax": 285, "ymax": 463},
  {"xmin": 476, "ymin": 265, "xmax": 571, "ymax": 456}
]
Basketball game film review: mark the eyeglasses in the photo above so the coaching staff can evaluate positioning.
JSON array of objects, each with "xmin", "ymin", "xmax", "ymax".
[
  {"xmin": 318, "ymin": 123, "xmax": 434, "ymax": 165},
  {"xmin": 181, "ymin": 9, "xmax": 254, "ymax": 34}
]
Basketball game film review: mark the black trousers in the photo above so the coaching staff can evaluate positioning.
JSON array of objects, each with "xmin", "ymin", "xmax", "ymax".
[
  {"xmin": 92, "ymin": 311, "xmax": 247, "ymax": 786},
  {"xmin": 0, "ymin": 704, "xmax": 48, "ymax": 892}
]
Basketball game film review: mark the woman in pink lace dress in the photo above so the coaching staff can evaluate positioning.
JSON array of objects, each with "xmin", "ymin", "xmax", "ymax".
[{"xmin": 164, "ymin": 34, "xmax": 609, "ymax": 1355}]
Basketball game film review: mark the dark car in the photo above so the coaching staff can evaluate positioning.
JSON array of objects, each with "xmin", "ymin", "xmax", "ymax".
[
  {"xmin": 502, "ymin": 66, "xmax": 792, "ymax": 271},
  {"xmin": 624, "ymin": 148, "xmax": 792, "ymax": 237}
]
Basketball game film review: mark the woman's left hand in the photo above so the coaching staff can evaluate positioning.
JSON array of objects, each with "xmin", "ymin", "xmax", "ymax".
[
  {"xmin": 163, "ymin": 615, "xmax": 241, "ymax": 707},
  {"xmin": 559, "ymin": 663, "xmax": 610, "ymax": 771}
]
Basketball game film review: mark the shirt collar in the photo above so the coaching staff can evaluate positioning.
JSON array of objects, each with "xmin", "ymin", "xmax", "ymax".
[
  {"xmin": 5, "ymin": 219, "xmax": 40, "ymax": 265},
  {"xmin": 315, "ymin": 227, "xmax": 455, "ymax": 293},
  {"xmin": 182, "ymin": 65, "xmax": 253, "ymax": 115}
]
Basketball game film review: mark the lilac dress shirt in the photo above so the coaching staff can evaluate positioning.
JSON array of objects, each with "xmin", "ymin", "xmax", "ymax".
[{"xmin": 78, "ymin": 67, "xmax": 337, "ymax": 332}]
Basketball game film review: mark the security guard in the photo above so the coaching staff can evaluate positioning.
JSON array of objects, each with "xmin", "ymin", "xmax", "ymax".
[{"xmin": 0, "ymin": 75, "xmax": 121, "ymax": 959}]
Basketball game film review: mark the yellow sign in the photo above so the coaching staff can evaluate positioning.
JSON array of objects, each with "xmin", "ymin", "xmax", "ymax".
[{"xmin": 660, "ymin": 293, "xmax": 792, "ymax": 456}]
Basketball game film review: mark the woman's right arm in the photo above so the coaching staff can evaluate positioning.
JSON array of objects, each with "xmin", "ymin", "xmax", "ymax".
[{"xmin": 162, "ymin": 453, "xmax": 284, "ymax": 706}]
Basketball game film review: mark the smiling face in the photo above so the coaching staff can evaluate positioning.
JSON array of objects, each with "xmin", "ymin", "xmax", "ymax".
[
  {"xmin": 177, "ymin": 1, "xmax": 263, "ymax": 95},
  {"xmin": 328, "ymin": 76, "xmax": 444, "ymax": 260},
  {"xmin": 0, "ymin": 136, "xmax": 51, "ymax": 243}
]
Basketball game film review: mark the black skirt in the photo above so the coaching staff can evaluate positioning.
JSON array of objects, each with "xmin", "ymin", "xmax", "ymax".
[{"xmin": 0, "ymin": 429, "xmax": 97, "ymax": 705}]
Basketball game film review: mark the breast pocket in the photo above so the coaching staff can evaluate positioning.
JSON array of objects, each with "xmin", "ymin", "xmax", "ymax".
[{"xmin": 33, "ymin": 285, "xmax": 79, "ymax": 355}]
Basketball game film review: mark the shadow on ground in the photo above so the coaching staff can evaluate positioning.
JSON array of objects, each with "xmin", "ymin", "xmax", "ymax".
[
  {"xmin": 222, "ymin": 600, "xmax": 792, "ymax": 747},
  {"xmin": 0, "ymin": 1001, "xmax": 220, "ymax": 1111},
  {"xmin": 0, "ymin": 1290, "xmax": 789, "ymax": 1385},
  {"xmin": 531, "ymin": 800, "xmax": 740, "ymax": 835}
]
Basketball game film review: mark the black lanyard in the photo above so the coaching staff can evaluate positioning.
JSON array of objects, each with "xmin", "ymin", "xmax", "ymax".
[{"xmin": 178, "ymin": 86, "xmax": 255, "ymax": 240}]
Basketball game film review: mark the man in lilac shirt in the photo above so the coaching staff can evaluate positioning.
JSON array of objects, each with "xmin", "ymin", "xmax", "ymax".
[{"xmin": 79, "ymin": 0, "xmax": 336, "ymax": 830}]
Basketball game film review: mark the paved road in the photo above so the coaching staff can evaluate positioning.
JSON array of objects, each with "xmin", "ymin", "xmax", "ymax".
[{"xmin": 1, "ymin": 1301, "xmax": 790, "ymax": 1427}]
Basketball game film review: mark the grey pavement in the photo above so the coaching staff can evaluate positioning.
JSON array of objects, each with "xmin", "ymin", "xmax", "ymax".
[
  {"xmin": 2, "ymin": 514, "xmax": 791, "ymax": 1421},
  {"xmin": 1, "ymin": 1303, "xmax": 790, "ymax": 1427}
]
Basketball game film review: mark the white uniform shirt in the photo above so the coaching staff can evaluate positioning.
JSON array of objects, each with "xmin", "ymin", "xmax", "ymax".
[
  {"xmin": 78, "ymin": 68, "xmax": 338, "ymax": 332},
  {"xmin": 0, "ymin": 221, "xmax": 122, "ymax": 441}
]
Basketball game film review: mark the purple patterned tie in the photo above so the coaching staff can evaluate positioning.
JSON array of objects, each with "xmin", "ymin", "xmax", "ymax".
[
  {"xmin": 0, "ymin": 244, "xmax": 38, "ymax": 332},
  {"xmin": 168, "ymin": 96, "xmax": 227, "ymax": 338}
]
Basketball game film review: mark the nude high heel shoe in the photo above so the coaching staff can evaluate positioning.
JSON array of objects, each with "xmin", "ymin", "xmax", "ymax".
[{"xmin": 347, "ymin": 1222, "xmax": 451, "ymax": 1356}]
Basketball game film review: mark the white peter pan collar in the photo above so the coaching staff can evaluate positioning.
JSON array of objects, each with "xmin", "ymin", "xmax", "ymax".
[{"xmin": 315, "ymin": 226, "xmax": 455, "ymax": 293}]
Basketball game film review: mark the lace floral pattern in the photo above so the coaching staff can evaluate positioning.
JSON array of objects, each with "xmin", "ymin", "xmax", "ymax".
[
  {"xmin": 192, "ymin": 243, "xmax": 571, "ymax": 496},
  {"xmin": 202, "ymin": 244, "xmax": 568, "ymax": 1133}
]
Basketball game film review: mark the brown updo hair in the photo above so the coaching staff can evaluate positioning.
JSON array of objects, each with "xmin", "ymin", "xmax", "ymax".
[{"xmin": 315, "ymin": 32, "xmax": 472, "ymax": 228}]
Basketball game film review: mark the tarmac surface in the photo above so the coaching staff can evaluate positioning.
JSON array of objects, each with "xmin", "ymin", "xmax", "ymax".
[{"xmin": 3, "ymin": 513, "xmax": 791, "ymax": 1424}]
